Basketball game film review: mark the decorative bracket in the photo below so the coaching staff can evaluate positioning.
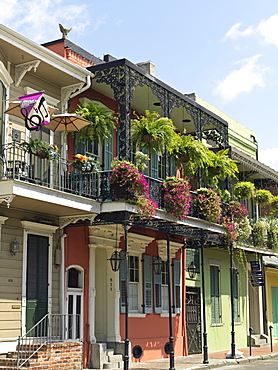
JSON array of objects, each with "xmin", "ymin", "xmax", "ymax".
[
  {"xmin": 59, "ymin": 213, "xmax": 97, "ymax": 229},
  {"xmin": 15, "ymin": 60, "xmax": 41, "ymax": 86},
  {"xmin": 61, "ymin": 82, "xmax": 84, "ymax": 111},
  {"xmin": 0, "ymin": 195, "xmax": 15, "ymax": 208}
]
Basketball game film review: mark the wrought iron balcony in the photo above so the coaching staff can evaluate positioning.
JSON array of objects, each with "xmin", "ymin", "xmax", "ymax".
[{"xmin": 1, "ymin": 142, "xmax": 226, "ymax": 224}]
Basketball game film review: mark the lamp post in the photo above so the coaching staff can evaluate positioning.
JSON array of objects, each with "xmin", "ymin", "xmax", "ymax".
[
  {"xmin": 229, "ymin": 242, "xmax": 236, "ymax": 359},
  {"xmin": 200, "ymin": 231, "xmax": 209, "ymax": 364},
  {"xmin": 123, "ymin": 221, "xmax": 129, "ymax": 370},
  {"xmin": 166, "ymin": 229, "xmax": 175, "ymax": 370}
]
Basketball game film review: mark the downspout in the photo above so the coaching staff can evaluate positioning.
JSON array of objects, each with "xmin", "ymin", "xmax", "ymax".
[
  {"xmin": 60, "ymin": 233, "xmax": 68, "ymax": 317},
  {"xmin": 70, "ymin": 75, "xmax": 92, "ymax": 100}
]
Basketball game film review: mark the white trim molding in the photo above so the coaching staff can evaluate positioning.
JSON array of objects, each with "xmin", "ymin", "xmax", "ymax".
[
  {"xmin": 0, "ymin": 61, "xmax": 13, "ymax": 87},
  {"xmin": 0, "ymin": 216, "xmax": 8, "ymax": 250}
]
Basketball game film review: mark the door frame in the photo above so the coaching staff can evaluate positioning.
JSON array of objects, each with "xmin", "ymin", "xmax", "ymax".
[
  {"xmin": 65, "ymin": 265, "xmax": 84, "ymax": 340},
  {"xmin": 21, "ymin": 221, "xmax": 58, "ymax": 336}
]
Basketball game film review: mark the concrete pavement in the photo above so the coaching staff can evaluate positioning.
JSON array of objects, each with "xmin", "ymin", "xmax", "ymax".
[{"xmin": 130, "ymin": 342, "xmax": 278, "ymax": 370}]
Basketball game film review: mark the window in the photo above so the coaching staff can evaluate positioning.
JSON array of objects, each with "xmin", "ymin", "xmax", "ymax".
[
  {"xmin": 150, "ymin": 152, "xmax": 166, "ymax": 180},
  {"xmin": 210, "ymin": 265, "xmax": 221, "ymax": 324},
  {"xmin": 66, "ymin": 266, "xmax": 83, "ymax": 340},
  {"xmin": 154, "ymin": 259, "xmax": 181, "ymax": 314},
  {"xmin": 104, "ymin": 133, "xmax": 113, "ymax": 171},
  {"xmin": 232, "ymin": 269, "xmax": 240, "ymax": 322}
]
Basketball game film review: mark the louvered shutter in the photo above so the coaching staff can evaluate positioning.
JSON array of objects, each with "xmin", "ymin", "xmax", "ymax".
[
  {"xmin": 151, "ymin": 153, "xmax": 158, "ymax": 179},
  {"xmin": 174, "ymin": 260, "xmax": 181, "ymax": 314},
  {"xmin": 119, "ymin": 251, "xmax": 127, "ymax": 313},
  {"xmin": 144, "ymin": 255, "xmax": 152, "ymax": 314},
  {"xmin": 154, "ymin": 266, "xmax": 162, "ymax": 313},
  {"xmin": 210, "ymin": 265, "xmax": 221, "ymax": 324}
]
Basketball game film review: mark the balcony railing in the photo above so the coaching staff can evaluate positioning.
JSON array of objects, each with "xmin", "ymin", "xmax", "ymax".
[{"xmin": 0, "ymin": 142, "xmax": 226, "ymax": 222}]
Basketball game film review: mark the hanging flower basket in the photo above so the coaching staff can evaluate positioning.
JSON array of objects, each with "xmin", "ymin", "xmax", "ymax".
[
  {"xmin": 35, "ymin": 149, "xmax": 49, "ymax": 159},
  {"xmin": 72, "ymin": 154, "xmax": 100, "ymax": 173}
]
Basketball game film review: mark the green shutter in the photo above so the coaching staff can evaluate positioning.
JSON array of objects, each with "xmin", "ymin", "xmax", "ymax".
[
  {"xmin": 119, "ymin": 251, "xmax": 127, "ymax": 313},
  {"xmin": 144, "ymin": 255, "xmax": 152, "ymax": 314},
  {"xmin": 104, "ymin": 135, "xmax": 113, "ymax": 171},
  {"xmin": 210, "ymin": 265, "xmax": 221, "ymax": 324},
  {"xmin": 232, "ymin": 269, "xmax": 239, "ymax": 322},
  {"xmin": 154, "ymin": 265, "xmax": 162, "ymax": 313},
  {"xmin": 174, "ymin": 260, "xmax": 181, "ymax": 314},
  {"xmin": 151, "ymin": 153, "xmax": 158, "ymax": 179}
]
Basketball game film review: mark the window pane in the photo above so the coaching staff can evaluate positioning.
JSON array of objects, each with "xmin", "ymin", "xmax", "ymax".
[
  {"xmin": 129, "ymin": 283, "xmax": 138, "ymax": 311},
  {"xmin": 162, "ymin": 285, "xmax": 168, "ymax": 311}
]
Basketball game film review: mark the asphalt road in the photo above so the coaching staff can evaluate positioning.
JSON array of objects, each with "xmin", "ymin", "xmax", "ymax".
[{"xmin": 215, "ymin": 358, "xmax": 278, "ymax": 369}]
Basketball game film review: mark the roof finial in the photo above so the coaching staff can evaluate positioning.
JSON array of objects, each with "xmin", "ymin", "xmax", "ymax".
[{"xmin": 59, "ymin": 23, "xmax": 72, "ymax": 39}]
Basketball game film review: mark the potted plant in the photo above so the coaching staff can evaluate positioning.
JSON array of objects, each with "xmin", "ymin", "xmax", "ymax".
[
  {"xmin": 204, "ymin": 149, "xmax": 238, "ymax": 186},
  {"xmin": 252, "ymin": 218, "xmax": 269, "ymax": 248},
  {"xmin": 75, "ymin": 100, "xmax": 116, "ymax": 143},
  {"xmin": 20, "ymin": 138, "xmax": 59, "ymax": 160},
  {"xmin": 72, "ymin": 154, "xmax": 100, "ymax": 173},
  {"xmin": 233, "ymin": 181, "xmax": 255, "ymax": 200},
  {"xmin": 109, "ymin": 158, "xmax": 149, "ymax": 198},
  {"xmin": 194, "ymin": 188, "xmax": 222, "ymax": 223},
  {"xmin": 136, "ymin": 195, "xmax": 157, "ymax": 219},
  {"xmin": 223, "ymin": 201, "xmax": 250, "ymax": 243},
  {"xmin": 254, "ymin": 189, "xmax": 273, "ymax": 206},
  {"xmin": 170, "ymin": 134, "xmax": 212, "ymax": 177},
  {"xmin": 270, "ymin": 196, "xmax": 278, "ymax": 214},
  {"xmin": 161, "ymin": 176, "xmax": 192, "ymax": 221},
  {"xmin": 131, "ymin": 110, "xmax": 178, "ymax": 154}
]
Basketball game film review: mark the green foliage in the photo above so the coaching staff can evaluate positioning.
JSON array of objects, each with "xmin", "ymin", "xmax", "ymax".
[
  {"xmin": 20, "ymin": 139, "xmax": 59, "ymax": 161},
  {"xmin": 254, "ymin": 189, "xmax": 273, "ymax": 206},
  {"xmin": 233, "ymin": 181, "xmax": 255, "ymax": 200},
  {"xmin": 170, "ymin": 134, "xmax": 212, "ymax": 176},
  {"xmin": 203, "ymin": 149, "xmax": 238, "ymax": 187},
  {"xmin": 194, "ymin": 188, "xmax": 222, "ymax": 223},
  {"xmin": 131, "ymin": 110, "xmax": 178, "ymax": 153},
  {"xmin": 75, "ymin": 100, "xmax": 116, "ymax": 144}
]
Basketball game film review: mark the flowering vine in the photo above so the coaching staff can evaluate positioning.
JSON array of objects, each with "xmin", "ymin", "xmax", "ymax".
[{"xmin": 162, "ymin": 177, "xmax": 192, "ymax": 221}]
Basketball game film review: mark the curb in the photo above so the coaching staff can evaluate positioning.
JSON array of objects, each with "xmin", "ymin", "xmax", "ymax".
[{"xmin": 188, "ymin": 352, "xmax": 278, "ymax": 370}]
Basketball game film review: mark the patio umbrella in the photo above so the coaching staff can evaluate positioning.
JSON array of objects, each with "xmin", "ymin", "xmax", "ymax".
[
  {"xmin": 45, "ymin": 113, "xmax": 91, "ymax": 132},
  {"xmin": 4, "ymin": 101, "xmax": 57, "ymax": 119}
]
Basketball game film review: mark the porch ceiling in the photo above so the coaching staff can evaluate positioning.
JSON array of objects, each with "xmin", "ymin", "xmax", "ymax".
[
  {"xmin": 0, "ymin": 25, "xmax": 92, "ymax": 87},
  {"xmin": 0, "ymin": 180, "xmax": 100, "ymax": 217}
]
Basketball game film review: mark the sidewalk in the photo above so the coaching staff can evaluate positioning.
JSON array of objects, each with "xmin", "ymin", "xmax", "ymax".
[{"xmin": 130, "ymin": 342, "xmax": 278, "ymax": 370}]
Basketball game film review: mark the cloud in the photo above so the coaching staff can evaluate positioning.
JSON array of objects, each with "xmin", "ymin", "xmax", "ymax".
[
  {"xmin": 224, "ymin": 14, "xmax": 278, "ymax": 47},
  {"xmin": 223, "ymin": 22, "xmax": 255, "ymax": 41},
  {"xmin": 0, "ymin": 0, "xmax": 91, "ymax": 43},
  {"xmin": 257, "ymin": 14, "xmax": 278, "ymax": 47},
  {"xmin": 259, "ymin": 148, "xmax": 278, "ymax": 171},
  {"xmin": 214, "ymin": 55, "xmax": 268, "ymax": 102}
]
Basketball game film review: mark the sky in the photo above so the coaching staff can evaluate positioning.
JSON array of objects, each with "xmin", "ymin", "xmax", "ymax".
[{"xmin": 1, "ymin": 0, "xmax": 278, "ymax": 169}]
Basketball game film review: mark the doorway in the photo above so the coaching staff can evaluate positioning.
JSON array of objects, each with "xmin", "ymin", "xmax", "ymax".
[
  {"xmin": 271, "ymin": 286, "xmax": 278, "ymax": 338},
  {"xmin": 66, "ymin": 267, "xmax": 83, "ymax": 340},
  {"xmin": 26, "ymin": 234, "xmax": 49, "ymax": 334},
  {"xmin": 186, "ymin": 287, "xmax": 202, "ymax": 354}
]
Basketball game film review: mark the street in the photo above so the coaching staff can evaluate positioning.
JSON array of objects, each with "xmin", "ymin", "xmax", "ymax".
[{"xmin": 215, "ymin": 358, "xmax": 278, "ymax": 369}]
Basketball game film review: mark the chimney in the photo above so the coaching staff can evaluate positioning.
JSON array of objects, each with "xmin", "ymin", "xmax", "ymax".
[{"xmin": 137, "ymin": 61, "xmax": 155, "ymax": 76}]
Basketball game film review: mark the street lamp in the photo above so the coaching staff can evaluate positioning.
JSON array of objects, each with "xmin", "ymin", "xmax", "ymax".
[{"xmin": 153, "ymin": 256, "xmax": 162, "ymax": 275}]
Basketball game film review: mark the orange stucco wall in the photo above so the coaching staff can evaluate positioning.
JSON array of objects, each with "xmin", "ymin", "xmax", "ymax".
[
  {"xmin": 119, "ymin": 238, "xmax": 186, "ymax": 362},
  {"xmin": 64, "ymin": 225, "xmax": 90, "ymax": 367}
]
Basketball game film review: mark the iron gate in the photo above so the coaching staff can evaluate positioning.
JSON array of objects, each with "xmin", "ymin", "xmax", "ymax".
[{"xmin": 186, "ymin": 287, "xmax": 202, "ymax": 354}]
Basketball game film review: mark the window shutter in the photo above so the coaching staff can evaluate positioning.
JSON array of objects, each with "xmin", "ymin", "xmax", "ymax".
[
  {"xmin": 174, "ymin": 260, "xmax": 181, "ymax": 314},
  {"xmin": 154, "ymin": 265, "xmax": 162, "ymax": 313},
  {"xmin": 232, "ymin": 269, "xmax": 239, "ymax": 321},
  {"xmin": 210, "ymin": 265, "xmax": 221, "ymax": 324},
  {"xmin": 169, "ymin": 156, "xmax": 176, "ymax": 177},
  {"xmin": 119, "ymin": 251, "xmax": 127, "ymax": 313},
  {"xmin": 144, "ymin": 255, "xmax": 152, "ymax": 314},
  {"xmin": 104, "ymin": 135, "xmax": 113, "ymax": 171},
  {"xmin": 150, "ymin": 153, "xmax": 158, "ymax": 179}
]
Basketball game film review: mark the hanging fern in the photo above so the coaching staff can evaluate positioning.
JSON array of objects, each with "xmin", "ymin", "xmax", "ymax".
[{"xmin": 75, "ymin": 100, "xmax": 116, "ymax": 144}]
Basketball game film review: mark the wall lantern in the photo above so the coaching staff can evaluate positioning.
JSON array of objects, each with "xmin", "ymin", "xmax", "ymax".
[
  {"xmin": 10, "ymin": 237, "xmax": 19, "ymax": 256},
  {"xmin": 153, "ymin": 256, "xmax": 162, "ymax": 275},
  {"xmin": 187, "ymin": 261, "xmax": 197, "ymax": 279},
  {"xmin": 108, "ymin": 250, "xmax": 122, "ymax": 272}
]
